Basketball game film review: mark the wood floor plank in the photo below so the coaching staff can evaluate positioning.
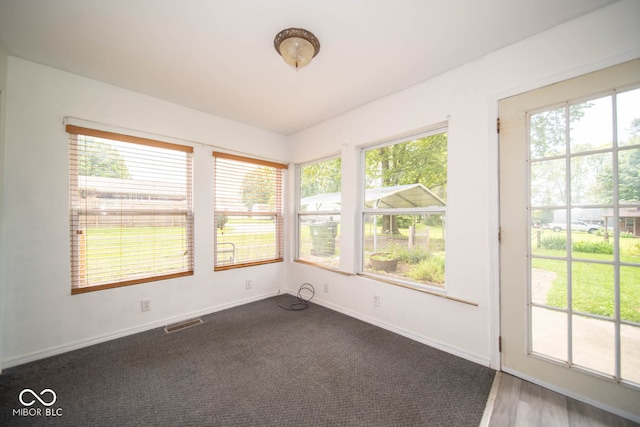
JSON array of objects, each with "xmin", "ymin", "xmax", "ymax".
[
  {"xmin": 488, "ymin": 373, "xmax": 521, "ymax": 426},
  {"xmin": 488, "ymin": 373, "xmax": 638, "ymax": 427}
]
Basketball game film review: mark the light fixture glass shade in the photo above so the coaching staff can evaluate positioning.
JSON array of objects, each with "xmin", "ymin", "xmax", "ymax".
[
  {"xmin": 279, "ymin": 37, "xmax": 314, "ymax": 69},
  {"xmin": 274, "ymin": 28, "xmax": 320, "ymax": 70}
]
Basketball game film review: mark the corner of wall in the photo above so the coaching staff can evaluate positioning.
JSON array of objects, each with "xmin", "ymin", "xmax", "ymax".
[{"xmin": 0, "ymin": 42, "xmax": 10, "ymax": 374}]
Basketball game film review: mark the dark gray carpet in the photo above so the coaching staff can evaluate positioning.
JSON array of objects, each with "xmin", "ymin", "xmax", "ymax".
[{"xmin": 0, "ymin": 295, "xmax": 496, "ymax": 426}]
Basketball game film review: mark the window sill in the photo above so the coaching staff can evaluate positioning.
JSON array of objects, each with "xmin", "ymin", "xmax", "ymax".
[{"xmin": 293, "ymin": 259, "xmax": 354, "ymax": 276}]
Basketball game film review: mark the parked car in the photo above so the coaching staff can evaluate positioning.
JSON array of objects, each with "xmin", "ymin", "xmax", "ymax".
[{"xmin": 545, "ymin": 221, "xmax": 600, "ymax": 233}]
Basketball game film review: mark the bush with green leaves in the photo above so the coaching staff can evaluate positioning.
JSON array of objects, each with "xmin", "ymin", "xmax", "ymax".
[
  {"xmin": 407, "ymin": 254, "xmax": 445, "ymax": 284},
  {"xmin": 393, "ymin": 246, "xmax": 430, "ymax": 264},
  {"xmin": 540, "ymin": 235, "xmax": 567, "ymax": 250},
  {"xmin": 572, "ymin": 240, "xmax": 613, "ymax": 255}
]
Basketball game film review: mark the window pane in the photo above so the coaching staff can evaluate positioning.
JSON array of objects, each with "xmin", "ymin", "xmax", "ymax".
[
  {"xmin": 216, "ymin": 214, "xmax": 280, "ymax": 266},
  {"xmin": 298, "ymin": 214, "xmax": 340, "ymax": 267},
  {"xmin": 70, "ymin": 130, "xmax": 193, "ymax": 292},
  {"xmin": 213, "ymin": 154, "xmax": 285, "ymax": 269},
  {"xmin": 619, "ymin": 218, "xmax": 640, "ymax": 264},
  {"xmin": 297, "ymin": 157, "xmax": 341, "ymax": 268},
  {"xmin": 530, "ymin": 106, "xmax": 566, "ymax": 159},
  {"xmin": 621, "ymin": 266, "xmax": 640, "ymax": 324},
  {"xmin": 569, "ymin": 208, "xmax": 613, "ymax": 262},
  {"xmin": 618, "ymin": 148, "xmax": 640, "ymax": 204},
  {"xmin": 573, "ymin": 315, "xmax": 615, "ymax": 376},
  {"xmin": 570, "ymin": 96, "xmax": 612, "ymax": 153},
  {"xmin": 299, "ymin": 157, "xmax": 341, "ymax": 211},
  {"xmin": 363, "ymin": 213, "xmax": 445, "ymax": 289},
  {"xmin": 531, "ymin": 307, "xmax": 567, "ymax": 362},
  {"xmin": 621, "ymin": 324, "xmax": 640, "ymax": 384},
  {"xmin": 361, "ymin": 130, "xmax": 447, "ymax": 289},
  {"xmin": 538, "ymin": 209, "xmax": 568, "ymax": 257},
  {"xmin": 530, "ymin": 159, "xmax": 566, "ymax": 207},
  {"xmin": 570, "ymin": 152, "xmax": 612, "ymax": 206},
  {"xmin": 531, "ymin": 259, "xmax": 566, "ymax": 309},
  {"xmin": 364, "ymin": 133, "xmax": 447, "ymax": 206},
  {"xmin": 572, "ymin": 262, "xmax": 614, "ymax": 319},
  {"xmin": 617, "ymin": 88, "xmax": 640, "ymax": 147}
]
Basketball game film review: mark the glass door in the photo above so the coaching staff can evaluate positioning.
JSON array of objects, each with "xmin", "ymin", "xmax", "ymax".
[{"xmin": 499, "ymin": 59, "xmax": 640, "ymax": 419}]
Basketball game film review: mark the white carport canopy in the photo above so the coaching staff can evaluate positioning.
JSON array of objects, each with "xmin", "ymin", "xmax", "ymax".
[{"xmin": 300, "ymin": 183, "xmax": 445, "ymax": 211}]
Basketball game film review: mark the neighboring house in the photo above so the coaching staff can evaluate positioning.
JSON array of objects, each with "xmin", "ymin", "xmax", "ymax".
[{"xmin": 605, "ymin": 207, "xmax": 640, "ymax": 237}]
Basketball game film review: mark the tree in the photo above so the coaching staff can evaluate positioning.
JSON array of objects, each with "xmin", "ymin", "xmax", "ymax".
[
  {"xmin": 242, "ymin": 166, "xmax": 276, "ymax": 211},
  {"xmin": 365, "ymin": 133, "xmax": 447, "ymax": 233},
  {"xmin": 529, "ymin": 103, "xmax": 593, "ymax": 158},
  {"xmin": 618, "ymin": 148, "xmax": 640, "ymax": 202},
  {"xmin": 593, "ymin": 117, "xmax": 640, "ymax": 203},
  {"xmin": 300, "ymin": 157, "xmax": 341, "ymax": 198},
  {"xmin": 79, "ymin": 137, "xmax": 130, "ymax": 179},
  {"xmin": 617, "ymin": 121, "xmax": 640, "ymax": 202}
]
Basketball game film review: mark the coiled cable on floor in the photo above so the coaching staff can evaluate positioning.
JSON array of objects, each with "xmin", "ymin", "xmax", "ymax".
[{"xmin": 277, "ymin": 283, "xmax": 315, "ymax": 311}]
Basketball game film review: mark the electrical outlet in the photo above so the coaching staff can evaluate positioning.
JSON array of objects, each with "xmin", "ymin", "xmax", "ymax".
[
  {"xmin": 324, "ymin": 282, "xmax": 329, "ymax": 293},
  {"xmin": 373, "ymin": 296, "xmax": 380, "ymax": 307},
  {"xmin": 245, "ymin": 279, "xmax": 252, "ymax": 289},
  {"xmin": 141, "ymin": 299, "xmax": 151, "ymax": 312}
]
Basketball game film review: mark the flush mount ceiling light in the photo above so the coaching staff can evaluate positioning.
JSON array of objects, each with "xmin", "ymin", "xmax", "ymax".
[{"xmin": 274, "ymin": 28, "xmax": 320, "ymax": 70}]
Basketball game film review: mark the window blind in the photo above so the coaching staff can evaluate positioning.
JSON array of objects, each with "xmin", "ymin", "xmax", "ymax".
[
  {"xmin": 68, "ymin": 125, "xmax": 194, "ymax": 293},
  {"xmin": 213, "ymin": 152, "xmax": 286, "ymax": 270}
]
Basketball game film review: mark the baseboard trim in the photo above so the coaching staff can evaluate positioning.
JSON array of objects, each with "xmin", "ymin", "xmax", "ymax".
[
  {"xmin": 309, "ymin": 295, "xmax": 491, "ymax": 367},
  {"xmin": 502, "ymin": 367, "xmax": 640, "ymax": 424},
  {"xmin": 2, "ymin": 291, "xmax": 277, "ymax": 369}
]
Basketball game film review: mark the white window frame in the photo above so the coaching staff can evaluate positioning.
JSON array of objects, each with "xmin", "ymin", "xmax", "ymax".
[
  {"xmin": 295, "ymin": 155, "xmax": 342, "ymax": 271},
  {"xmin": 358, "ymin": 126, "xmax": 448, "ymax": 292}
]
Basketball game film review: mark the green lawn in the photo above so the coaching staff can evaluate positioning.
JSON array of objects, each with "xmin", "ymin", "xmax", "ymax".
[
  {"xmin": 83, "ymin": 226, "xmax": 190, "ymax": 284},
  {"xmin": 531, "ymin": 230, "xmax": 640, "ymax": 323}
]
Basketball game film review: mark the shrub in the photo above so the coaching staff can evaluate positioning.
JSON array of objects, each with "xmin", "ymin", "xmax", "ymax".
[
  {"xmin": 540, "ymin": 235, "xmax": 567, "ymax": 250},
  {"xmin": 407, "ymin": 254, "xmax": 445, "ymax": 284},
  {"xmin": 394, "ymin": 246, "xmax": 430, "ymax": 264},
  {"xmin": 572, "ymin": 240, "xmax": 613, "ymax": 255}
]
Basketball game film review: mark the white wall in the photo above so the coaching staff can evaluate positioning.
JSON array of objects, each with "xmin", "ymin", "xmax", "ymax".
[
  {"xmin": 2, "ymin": 0, "xmax": 639, "ymax": 377},
  {"xmin": 287, "ymin": 0, "xmax": 640, "ymax": 367},
  {"xmin": 1, "ymin": 57, "xmax": 289, "ymax": 367}
]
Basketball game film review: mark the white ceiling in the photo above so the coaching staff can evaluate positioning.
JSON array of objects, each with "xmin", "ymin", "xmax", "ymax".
[{"xmin": 0, "ymin": 0, "xmax": 618, "ymax": 135}]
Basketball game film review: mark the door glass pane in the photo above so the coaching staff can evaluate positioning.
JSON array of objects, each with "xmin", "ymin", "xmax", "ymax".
[
  {"xmin": 530, "ymin": 106, "xmax": 566, "ymax": 159},
  {"xmin": 618, "ymin": 148, "xmax": 640, "ymax": 204},
  {"xmin": 621, "ymin": 266, "xmax": 640, "ymax": 324},
  {"xmin": 573, "ymin": 315, "xmax": 615, "ymax": 376},
  {"xmin": 572, "ymin": 262, "xmax": 614, "ymax": 319},
  {"xmin": 570, "ymin": 152, "xmax": 612, "ymax": 206},
  {"xmin": 530, "ymin": 159, "xmax": 566, "ymax": 206},
  {"xmin": 537, "ymin": 209, "xmax": 567, "ymax": 257},
  {"xmin": 570, "ymin": 208, "xmax": 613, "ymax": 262},
  {"xmin": 531, "ymin": 259, "xmax": 566, "ymax": 308},
  {"xmin": 621, "ymin": 324, "xmax": 640, "ymax": 384},
  {"xmin": 531, "ymin": 307, "xmax": 567, "ymax": 361},
  {"xmin": 617, "ymin": 88, "xmax": 640, "ymax": 147},
  {"xmin": 570, "ymin": 96, "xmax": 612, "ymax": 153}
]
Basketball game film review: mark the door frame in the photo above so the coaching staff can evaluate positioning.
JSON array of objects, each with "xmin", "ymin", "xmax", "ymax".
[{"xmin": 497, "ymin": 58, "xmax": 640, "ymax": 421}]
